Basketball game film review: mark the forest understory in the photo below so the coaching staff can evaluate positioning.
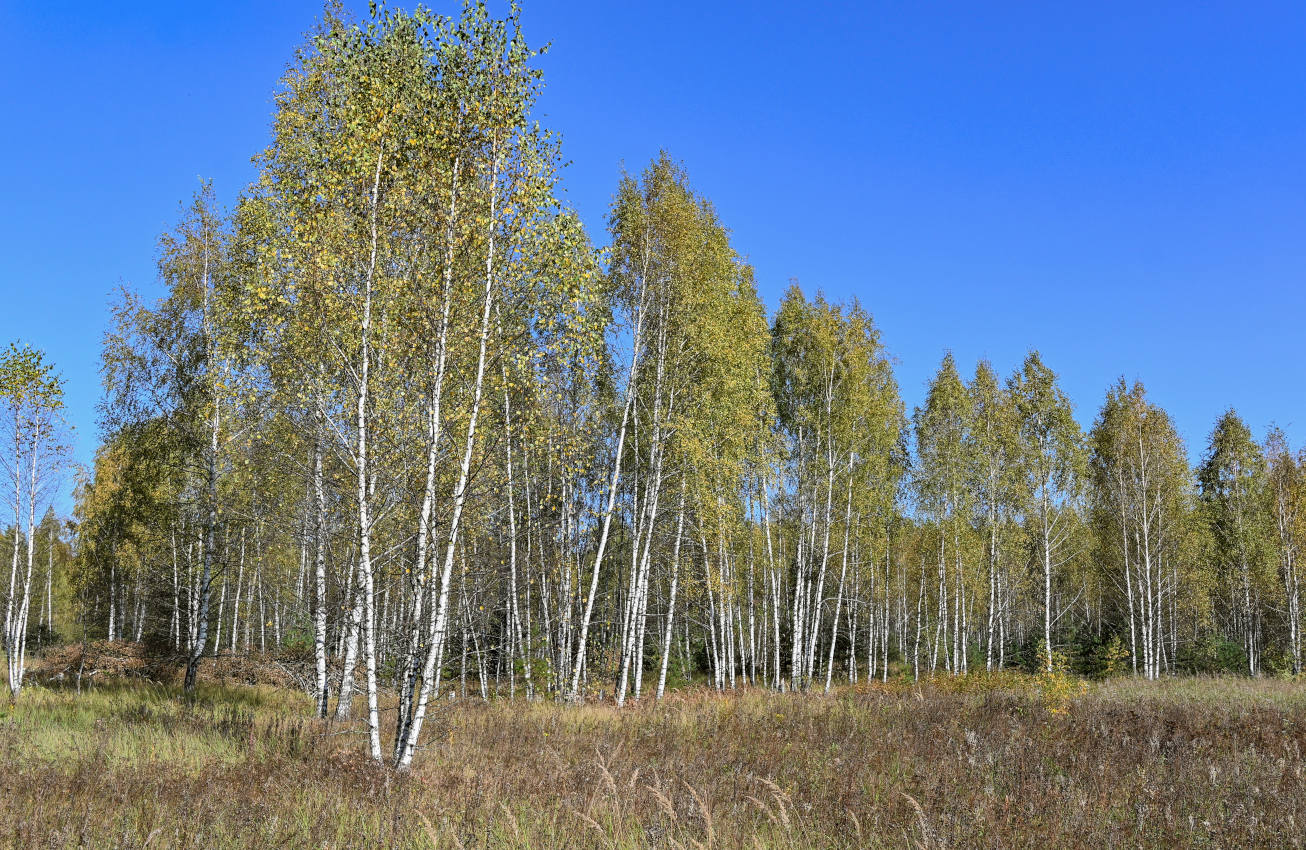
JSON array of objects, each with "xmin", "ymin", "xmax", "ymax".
[{"xmin": 2, "ymin": 656, "xmax": 1303, "ymax": 849}]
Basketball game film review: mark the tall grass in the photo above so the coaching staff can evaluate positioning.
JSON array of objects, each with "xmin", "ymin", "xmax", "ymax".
[{"xmin": 0, "ymin": 674, "xmax": 1302, "ymax": 847}]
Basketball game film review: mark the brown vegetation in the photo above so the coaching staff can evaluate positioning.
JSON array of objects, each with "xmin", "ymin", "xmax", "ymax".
[
  {"xmin": 1, "ymin": 666, "xmax": 1303, "ymax": 848},
  {"xmin": 27, "ymin": 641, "xmax": 298, "ymax": 689}
]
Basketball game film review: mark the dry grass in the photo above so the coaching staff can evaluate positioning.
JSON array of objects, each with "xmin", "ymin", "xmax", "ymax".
[{"xmin": 0, "ymin": 668, "xmax": 1303, "ymax": 848}]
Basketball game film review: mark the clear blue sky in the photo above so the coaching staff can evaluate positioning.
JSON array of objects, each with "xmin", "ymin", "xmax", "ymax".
[{"xmin": 2, "ymin": 1, "xmax": 1303, "ymax": 498}]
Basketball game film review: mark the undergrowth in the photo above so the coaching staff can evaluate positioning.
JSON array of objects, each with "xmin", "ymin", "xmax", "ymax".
[{"xmin": 0, "ymin": 672, "xmax": 1302, "ymax": 848}]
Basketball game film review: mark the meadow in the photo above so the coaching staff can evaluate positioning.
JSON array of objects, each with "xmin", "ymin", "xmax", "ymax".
[{"xmin": 2, "ymin": 656, "xmax": 1303, "ymax": 848}]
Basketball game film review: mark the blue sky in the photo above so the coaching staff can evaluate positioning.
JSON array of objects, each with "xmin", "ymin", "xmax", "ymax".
[{"xmin": 1, "ymin": 1, "xmax": 1302, "ymax": 498}]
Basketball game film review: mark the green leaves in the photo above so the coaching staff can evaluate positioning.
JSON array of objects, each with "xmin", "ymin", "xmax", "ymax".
[
  {"xmin": 1009, "ymin": 350, "xmax": 1086, "ymax": 501},
  {"xmin": 0, "ymin": 343, "xmax": 63, "ymax": 412},
  {"xmin": 1199, "ymin": 409, "xmax": 1275, "ymax": 597},
  {"xmin": 914, "ymin": 352, "xmax": 972, "ymax": 521}
]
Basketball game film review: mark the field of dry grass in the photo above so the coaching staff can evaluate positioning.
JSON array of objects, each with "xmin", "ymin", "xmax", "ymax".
[{"xmin": 1, "ymin": 666, "xmax": 1303, "ymax": 848}]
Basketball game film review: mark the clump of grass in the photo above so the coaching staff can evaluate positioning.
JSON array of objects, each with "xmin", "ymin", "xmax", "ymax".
[{"xmin": 0, "ymin": 674, "xmax": 1302, "ymax": 847}]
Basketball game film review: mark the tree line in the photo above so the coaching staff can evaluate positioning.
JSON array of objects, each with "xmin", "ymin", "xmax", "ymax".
[{"xmin": 5, "ymin": 4, "xmax": 1302, "ymax": 769}]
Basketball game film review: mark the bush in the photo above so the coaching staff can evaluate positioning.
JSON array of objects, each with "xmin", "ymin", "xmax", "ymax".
[
  {"xmin": 1176, "ymin": 634, "xmax": 1247, "ymax": 675},
  {"xmin": 1035, "ymin": 640, "xmax": 1087, "ymax": 713},
  {"xmin": 1261, "ymin": 644, "xmax": 1298, "ymax": 677}
]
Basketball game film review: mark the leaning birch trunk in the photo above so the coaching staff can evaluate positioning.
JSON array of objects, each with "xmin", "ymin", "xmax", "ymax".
[
  {"xmin": 395, "ymin": 143, "xmax": 500, "ymax": 771},
  {"xmin": 3, "ymin": 430, "xmax": 21, "ymax": 690},
  {"xmin": 4, "ymin": 410, "xmax": 21, "ymax": 663},
  {"xmin": 394, "ymin": 154, "xmax": 459, "ymax": 750},
  {"xmin": 655, "ymin": 476, "xmax": 687, "ymax": 700},
  {"xmin": 568, "ymin": 270, "xmax": 649, "ymax": 701},
  {"xmin": 824, "ymin": 478, "xmax": 853, "ymax": 693},
  {"xmin": 635, "ymin": 397, "xmax": 678, "ymax": 699},
  {"xmin": 615, "ymin": 475, "xmax": 649, "ymax": 702},
  {"xmin": 621, "ymin": 308, "xmax": 672, "ymax": 703},
  {"xmin": 805, "ymin": 440, "xmax": 837, "ymax": 685},
  {"xmin": 617, "ymin": 340, "xmax": 668, "ymax": 704}
]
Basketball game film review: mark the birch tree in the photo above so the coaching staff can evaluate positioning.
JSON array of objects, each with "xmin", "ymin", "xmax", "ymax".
[
  {"xmin": 1, "ymin": 344, "xmax": 68, "ymax": 697},
  {"xmin": 913, "ymin": 353, "xmax": 973, "ymax": 675},
  {"xmin": 967, "ymin": 360, "xmax": 1021, "ymax": 670},
  {"xmin": 1089, "ymin": 379, "xmax": 1191, "ymax": 678},
  {"xmin": 1265, "ymin": 428, "xmax": 1303, "ymax": 674},
  {"xmin": 1009, "ymin": 351, "xmax": 1085, "ymax": 671},
  {"xmin": 1199, "ymin": 410, "xmax": 1272, "ymax": 675}
]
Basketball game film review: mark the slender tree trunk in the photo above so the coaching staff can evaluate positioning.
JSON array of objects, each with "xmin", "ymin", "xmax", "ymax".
[
  {"xmin": 8, "ymin": 424, "xmax": 42, "ymax": 694},
  {"xmin": 313, "ymin": 438, "xmax": 330, "ymax": 718},
  {"xmin": 335, "ymin": 559, "xmax": 363, "ymax": 720},
  {"xmin": 1042, "ymin": 487, "xmax": 1053, "ymax": 673},
  {"xmin": 397, "ymin": 141, "xmax": 501, "ymax": 770},
  {"xmin": 500, "ymin": 347, "xmax": 533, "ymax": 700},
  {"xmin": 569, "ymin": 270, "xmax": 650, "ymax": 701},
  {"xmin": 184, "ymin": 231, "xmax": 218, "ymax": 694},
  {"xmin": 394, "ymin": 154, "xmax": 460, "ymax": 747},
  {"xmin": 824, "ymin": 480, "xmax": 853, "ymax": 692}
]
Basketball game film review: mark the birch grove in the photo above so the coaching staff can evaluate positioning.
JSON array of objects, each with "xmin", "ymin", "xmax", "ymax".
[{"xmin": 2, "ymin": 0, "xmax": 1298, "ymax": 771}]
